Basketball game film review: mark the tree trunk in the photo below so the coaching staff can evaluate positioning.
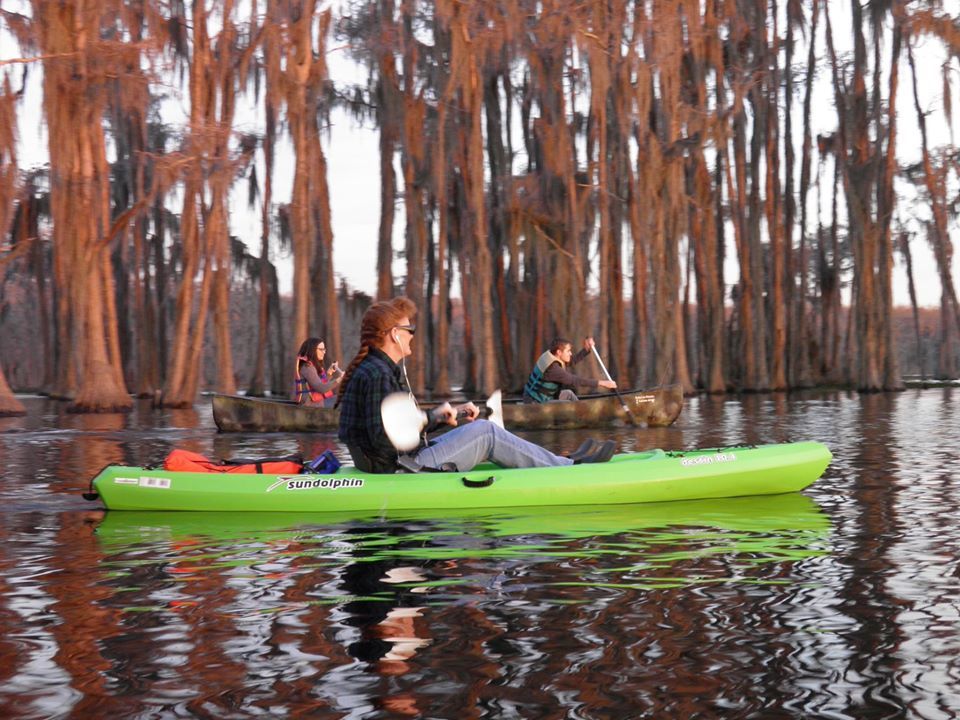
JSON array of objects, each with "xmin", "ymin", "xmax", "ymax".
[
  {"xmin": 766, "ymin": 3, "xmax": 787, "ymax": 391},
  {"xmin": 684, "ymin": 0, "xmax": 724, "ymax": 393},
  {"xmin": 899, "ymin": 233, "xmax": 924, "ymax": 378},
  {"xmin": 0, "ymin": 366, "xmax": 25, "ymax": 416},
  {"xmin": 464, "ymin": 51, "xmax": 497, "ymax": 393},
  {"xmin": 484, "ymin": 72, "xmax": 516, "ymax": 387},
  {"xmin": 36, "ymin": 0, "xmax": 131, "ymax": 412},
  {"xmin": 399, "ymin": 86, "xmax": 428, "ymax": 392},
  {"xmin": 878, "ymin": 18, "xmax": 903, "ymax": 391},
  {"xmin": 250, "ymin": 19, "xmax": 281, "ymax": 397},
  {"xmin": 313, "ymin": 114, "xmax": 343, "ymax": 368},
  {"xmin": 284, "ymin": 0, "xmax": 321, "ymax": 353},
  {"xmin": 796, "ymin": 0, "xmax": 819, "ymax": 388},
  {"xmin": 0, "ymin": 80, "xmax": 25, "ymax": 414},
  {"xmin": 210, "ymin": 178, "xmax": 237, "ymax": 396},
  {"xmin": 432, "ymin": 90, "xmax": 452, "ymax": 396},
  {"xmin": 907, "ymin": 42, "xmax": 960, "ymax": 373},
  {"xmin": 375, "ymin": 0, "xmax": 399, "ymax": 301}
]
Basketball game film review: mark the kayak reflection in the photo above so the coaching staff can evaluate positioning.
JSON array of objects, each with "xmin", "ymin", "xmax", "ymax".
[
  {"xmin": 88, "ymin": 493, "xmax": 831, "ymax": 713},
  {"xmin": 94, "ymin": 492, "xmax": 829, "ymax": 546}
]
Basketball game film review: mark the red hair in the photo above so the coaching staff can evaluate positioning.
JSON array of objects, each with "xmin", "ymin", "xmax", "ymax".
[{"xmin": 335, "ymin": 296, "xmax": 417, "ymax": 406}]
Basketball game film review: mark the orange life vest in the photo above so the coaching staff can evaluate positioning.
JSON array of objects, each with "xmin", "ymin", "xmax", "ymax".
[{"xmin": 294, "ymin": 357, "xmax": 335, "ymax": 404}]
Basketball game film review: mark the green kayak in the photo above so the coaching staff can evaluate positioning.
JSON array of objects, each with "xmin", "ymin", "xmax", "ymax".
[{"xmin": 87, "ymin": 441, "xmax": 832, "ymax": 512}]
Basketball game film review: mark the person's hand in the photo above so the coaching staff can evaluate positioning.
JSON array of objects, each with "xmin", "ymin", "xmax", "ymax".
[
  {"xmin": 583, "ymin": 337, "xmax": 596, "ymax": 350},
  {"xmin": 599, "ymin": 379, "xmax": 617, "ymax": 390},
  {"xmin": 455, "ymin": 401, "xmax": 480, "ymax": 422},
  {"xmin": 431, "ymin": 402, "xmax": 457, "ymax": 426}
]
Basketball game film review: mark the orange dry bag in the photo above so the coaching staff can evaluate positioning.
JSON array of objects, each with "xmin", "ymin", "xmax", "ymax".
[{"xmin": 162, "ymin": 449, "xmax": 304, "ymax": 474}]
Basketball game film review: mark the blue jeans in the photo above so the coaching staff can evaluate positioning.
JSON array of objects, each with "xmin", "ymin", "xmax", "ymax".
[{"xmin": 415, "ymin": 420, "xmax": 574, "ymax": 472}]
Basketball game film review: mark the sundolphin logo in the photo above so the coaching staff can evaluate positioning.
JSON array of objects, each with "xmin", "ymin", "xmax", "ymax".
[{"xmin": 266, "ymin": 476, "xmax": 365, "ymax": 493}]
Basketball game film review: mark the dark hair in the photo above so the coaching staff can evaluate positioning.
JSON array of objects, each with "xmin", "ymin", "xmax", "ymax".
[
  {"xmin": 296, "ymin": 337, "xmax": 324, "ymax": 372},
  {"xmin": 335, "ymin": 297, "xmax": 417, "ymax": 407},
  {"xmin": 549, "ymin": 337, "xmax": 572, "ymax": 354}
]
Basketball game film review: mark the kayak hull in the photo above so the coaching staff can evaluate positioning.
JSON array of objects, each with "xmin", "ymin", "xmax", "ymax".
[{"xmin": 90, "ymin": 441, "xmax": 832, "ymax": 512}]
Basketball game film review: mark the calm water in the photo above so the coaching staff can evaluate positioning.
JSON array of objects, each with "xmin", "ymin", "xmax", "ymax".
[{"xmin": 0, "ymin": 390, "xmax": 958, "ymax": 719}]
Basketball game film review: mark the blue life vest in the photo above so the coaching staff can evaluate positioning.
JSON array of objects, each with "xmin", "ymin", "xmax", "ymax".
[{"xmin": 523, "ymin": 350, "xmax": 563, "ymax": 403}]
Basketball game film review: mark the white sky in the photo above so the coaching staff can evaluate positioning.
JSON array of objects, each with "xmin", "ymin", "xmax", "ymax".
[{"xmin": 2, "ymin": 3, "xmax": 958, "ymax": 307}]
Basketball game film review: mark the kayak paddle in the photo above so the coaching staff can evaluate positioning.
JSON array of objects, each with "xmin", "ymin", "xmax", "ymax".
[
  {"xmin": 590, "ymin": 344, "xmax": 638, "ymax": 426},
  {"xmin": 381, "ymin": 390, "xmax": 505, "ymax": 451}
]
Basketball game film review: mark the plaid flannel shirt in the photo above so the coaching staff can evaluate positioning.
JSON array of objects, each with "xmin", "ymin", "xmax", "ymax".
[{"xmin": 338, "ymin": 347, "xmax": 420, "ymax": 472}]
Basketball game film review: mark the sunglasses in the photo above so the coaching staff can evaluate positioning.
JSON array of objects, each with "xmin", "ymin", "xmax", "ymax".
[{"xmin": 395, "ymin": 325, "xmax": 416, "ymax": 336}]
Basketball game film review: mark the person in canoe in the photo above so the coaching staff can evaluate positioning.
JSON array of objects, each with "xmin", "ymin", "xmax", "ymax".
[
  {"xmin": 293, "ymin": 337, "xmax": 345, "ymax": 408},
  {"xmin": 336, "ymin": 296, "xmax": 615, "ymax": 473},
  {"xmin": 523, "ymin": 337, "xmax": 617, "ymax": 403}
]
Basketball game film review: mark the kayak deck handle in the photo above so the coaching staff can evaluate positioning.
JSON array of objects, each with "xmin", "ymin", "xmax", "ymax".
[{"xmin": 462, "ymin": 476, "xmax": 494, "ymax": 488}]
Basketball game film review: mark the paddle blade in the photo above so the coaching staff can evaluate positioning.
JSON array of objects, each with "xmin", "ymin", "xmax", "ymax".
[
  {"xmin": 380, "ymin": 393, "xmax": 428, "ymax": 451},
  {"xmin": 486, "ymin": 389, "xmax": 504, "ymax": 429}
]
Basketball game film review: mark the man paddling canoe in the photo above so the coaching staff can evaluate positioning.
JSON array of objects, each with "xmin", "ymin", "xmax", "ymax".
[
  {"xmin": 336, "ymin": 297, "xmax": 615, "ymax": 473},
  {"xmin": 523, "ymin": 337, "xmax": 617, "ymax": 403}
]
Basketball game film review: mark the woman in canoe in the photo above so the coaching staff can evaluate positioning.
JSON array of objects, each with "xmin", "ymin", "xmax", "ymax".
[
  {"xmin": 336, "ymin": 296, "xmax": 615, "ymax": 473},
  {"xmin": 293, "ymin": 337, "xmax": 345, "ymax": 408}
]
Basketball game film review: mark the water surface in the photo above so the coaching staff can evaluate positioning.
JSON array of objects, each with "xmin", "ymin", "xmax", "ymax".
[{"xmin": 1, "ymin": 390, "xmax": 958, "ymax": 718}]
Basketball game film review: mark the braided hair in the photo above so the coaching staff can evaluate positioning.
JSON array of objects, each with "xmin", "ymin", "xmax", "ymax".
[{"xmin": 335, "ymin": 296, "xmax": 417, "ymax": 407}]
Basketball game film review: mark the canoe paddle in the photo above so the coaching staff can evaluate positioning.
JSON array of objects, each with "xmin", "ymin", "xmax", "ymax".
[
  {"xmin": 590, "ymin": 344, "xmax": 638, "ymax": 426},
  {"xmin": 381, "ymin": 390, "xmax": 504, "ymax": 451}
]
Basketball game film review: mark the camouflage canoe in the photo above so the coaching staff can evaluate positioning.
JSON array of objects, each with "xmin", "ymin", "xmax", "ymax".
[
  {"xmin": 500, "ymin": 384, "xmax": 684, "ymax": 429},
  {"xmin": 211, "ymin": 385, "xmax": 683, "ymax": 433}
]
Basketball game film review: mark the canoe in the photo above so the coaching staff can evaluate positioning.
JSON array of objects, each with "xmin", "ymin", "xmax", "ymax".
[
  {"xmin": 501, "ymin": 384, "xmax": 683, "ymax": 429},
  {"xmin": 211, "ymin": 384, "xmax": 684, "ymax": 433},
  {"xmin": 86, "ymin": 441, "xmax": 831, "ymax": 513}
]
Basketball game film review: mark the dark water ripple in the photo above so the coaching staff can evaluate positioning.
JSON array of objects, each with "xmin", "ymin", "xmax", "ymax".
[{"xmin": 2, "ymin": 391, "xmax": 960, "ymax": 717}]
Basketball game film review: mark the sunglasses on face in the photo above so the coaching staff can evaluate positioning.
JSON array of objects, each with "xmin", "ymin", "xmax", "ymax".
[{"xmin": 395, "ymin": 325, "xmax": 416, "ymax": 336}]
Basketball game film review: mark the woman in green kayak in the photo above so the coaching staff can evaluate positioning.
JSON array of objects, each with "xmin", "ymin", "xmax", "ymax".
[{"xmin": 336, "ymin": 296, "xmax": 615, "ymax": 473}]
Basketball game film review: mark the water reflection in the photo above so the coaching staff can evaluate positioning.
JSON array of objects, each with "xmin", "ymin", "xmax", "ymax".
[{"xmin": 62, "ymin": 497, "xmax": 830, "ymax": 715}]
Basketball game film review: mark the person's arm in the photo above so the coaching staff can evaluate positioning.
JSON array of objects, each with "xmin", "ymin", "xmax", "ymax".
[
  {"xmin": 301, "ymin": 364, "xmax": 340, "ymax": 395},
  {"xmin": 424, "ymin": 401, "xmax": 479, "ymax": 429},
  {"xmin": 542, "ymin": 362, "xmax": 601, "ymax": 391},
  {"xmin": 566, "ymin": 341, "xmax": 617, "ymax": 390},
  {"xmin": 568, "ymin": 347, "xmax": 591, "ymax": 368}
]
